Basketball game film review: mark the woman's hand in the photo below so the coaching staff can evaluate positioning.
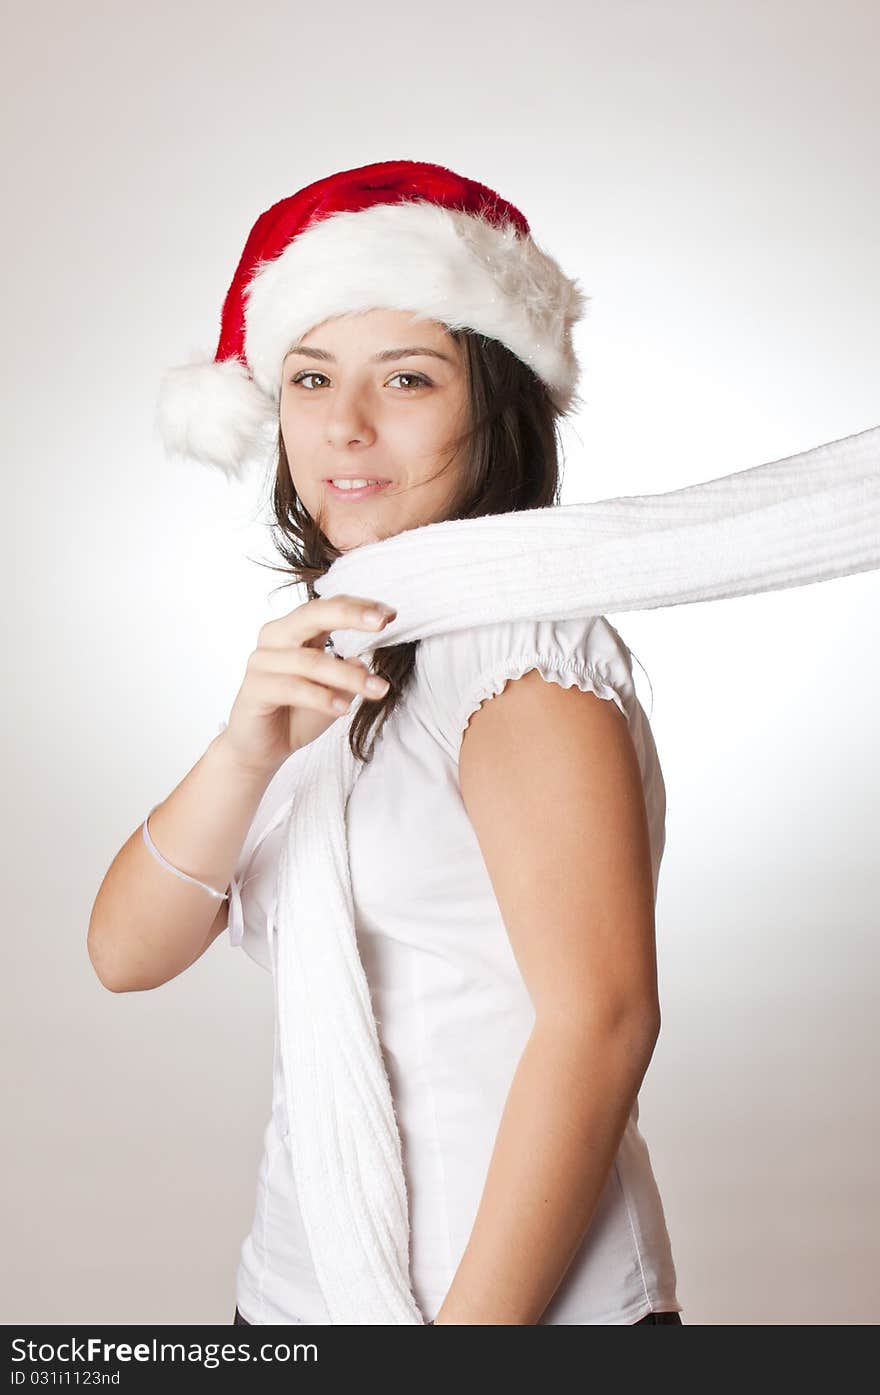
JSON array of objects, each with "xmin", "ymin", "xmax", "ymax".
[{"xmin": 219, "ymin": 594, "xmax": 396, "ymax": 775}]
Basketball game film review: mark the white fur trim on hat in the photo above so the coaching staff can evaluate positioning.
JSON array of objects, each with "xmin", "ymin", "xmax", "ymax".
[{"xmin": 245, "ymin": 200, "xmax": 586, "ymax": 412}]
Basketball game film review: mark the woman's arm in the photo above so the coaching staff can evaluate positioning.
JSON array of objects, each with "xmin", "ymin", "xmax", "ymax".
[
  {"xmin": 439, "ymin": 671, "xmax": 661, "ymax": 1325},
  {"xmin": 87, "ymin": 731, "xmax": 280, "ymax": 992}
]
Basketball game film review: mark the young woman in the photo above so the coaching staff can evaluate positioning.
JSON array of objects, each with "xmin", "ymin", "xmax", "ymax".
[
  {"xmin": 218, "ymin": 303, "xmax": 681, "ymax": 1325},
  {"xmin": 91, "ymin": 157, "xmax": 876, "ymax": 1324}
]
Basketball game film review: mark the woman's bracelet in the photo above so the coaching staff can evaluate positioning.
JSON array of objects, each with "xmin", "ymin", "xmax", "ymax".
[{"xmin": 142, "ymin": 805, "xmax": 230, "ymax": 902}]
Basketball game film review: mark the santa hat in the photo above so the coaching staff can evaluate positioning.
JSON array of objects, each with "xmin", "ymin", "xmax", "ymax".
[{"xmin": 154, "ymin": 159, "xmax": 588, "ymax": 481}]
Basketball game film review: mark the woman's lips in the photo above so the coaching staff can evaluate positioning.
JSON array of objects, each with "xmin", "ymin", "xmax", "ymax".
[{"xmin": 324, "ymin": 480, "xmax": 391, "ymax": 501}]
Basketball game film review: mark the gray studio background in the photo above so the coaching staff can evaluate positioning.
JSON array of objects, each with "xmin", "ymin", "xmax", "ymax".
[{"xmin": 3, "ymin": 0, "xmax": 877, "ymax": 1325}]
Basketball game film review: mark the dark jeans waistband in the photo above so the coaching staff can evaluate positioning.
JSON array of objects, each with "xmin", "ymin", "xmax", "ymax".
[{"xmin": 233, "ymin": 1305, "xmax": 682, "ymax": 1326}]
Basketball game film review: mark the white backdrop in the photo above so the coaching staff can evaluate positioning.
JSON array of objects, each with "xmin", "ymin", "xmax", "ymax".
[{"xmin": 2, "ymin": 0, "xmax": 877, "ymax": 1324}]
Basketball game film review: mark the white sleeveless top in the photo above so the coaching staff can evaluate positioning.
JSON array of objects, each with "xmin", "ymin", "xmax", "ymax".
[{"xmin": 227, "ymin": 612, "xmax": 682, "ymax": 1325}]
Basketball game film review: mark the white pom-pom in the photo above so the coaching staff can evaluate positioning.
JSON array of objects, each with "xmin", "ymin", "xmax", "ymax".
[{"xmin": 154, "ymin": 354, "xmax": 278, "ymax": 483}]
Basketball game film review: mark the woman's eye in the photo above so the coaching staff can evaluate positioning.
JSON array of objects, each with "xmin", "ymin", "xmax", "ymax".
[
  {"xmin": 388, "ymin": 372, "xmax": 430, "ymax": 390},
  {"xmin": 291, "ymin": 372, "xmax": 328, "ymax": 390}
]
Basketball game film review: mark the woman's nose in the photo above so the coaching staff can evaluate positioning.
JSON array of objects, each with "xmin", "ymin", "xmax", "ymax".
[{"xmin": 325, "ymin": 391, "xmax": 377, "ymax": 446}]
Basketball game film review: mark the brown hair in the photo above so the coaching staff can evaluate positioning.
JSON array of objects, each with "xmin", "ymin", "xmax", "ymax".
[{"xmin": 254, "ymin": 328, "xmax": 569, "ymax": 765}]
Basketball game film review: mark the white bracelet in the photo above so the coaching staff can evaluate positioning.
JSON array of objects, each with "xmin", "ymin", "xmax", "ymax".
[{"xmin": 142, "ymin": 804, "xmax": 229, "ymax": 902}]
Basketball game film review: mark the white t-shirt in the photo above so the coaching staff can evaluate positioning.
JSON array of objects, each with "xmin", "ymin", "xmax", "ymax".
[{"xmin": 228, "ymin": 612, "xmax": 682, "ymax": 1325}]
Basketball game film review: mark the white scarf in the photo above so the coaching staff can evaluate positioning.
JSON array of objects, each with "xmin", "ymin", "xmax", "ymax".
[{"xmin": 268, "ymin": 423, "xmax": 879, "ymax": 1324}]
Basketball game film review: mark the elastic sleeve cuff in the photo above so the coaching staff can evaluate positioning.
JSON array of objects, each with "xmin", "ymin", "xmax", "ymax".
[{"xmin": 456, "ymin": 655, "xmax": 630, "ymax": 746}]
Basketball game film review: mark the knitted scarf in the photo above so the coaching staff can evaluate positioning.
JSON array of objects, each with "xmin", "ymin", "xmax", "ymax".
[{"xmin": 268, "ymin": 423, "xmax": 878, "ymax": 1324}]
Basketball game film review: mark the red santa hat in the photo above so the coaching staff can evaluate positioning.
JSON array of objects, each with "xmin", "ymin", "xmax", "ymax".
[{"xmin": 154, "ymin": 158, "xmax": 588, "ymax": 481}]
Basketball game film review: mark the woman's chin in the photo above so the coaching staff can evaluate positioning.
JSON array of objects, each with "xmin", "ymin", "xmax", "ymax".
[{"xmin": 330, "ymin": 520, "xmax": 392, "ymax": 551}]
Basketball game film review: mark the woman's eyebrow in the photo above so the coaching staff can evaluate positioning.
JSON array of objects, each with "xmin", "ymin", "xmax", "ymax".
[{"xmin": 286, "ymin": 345, "xmax": 455, "ymax": 364}]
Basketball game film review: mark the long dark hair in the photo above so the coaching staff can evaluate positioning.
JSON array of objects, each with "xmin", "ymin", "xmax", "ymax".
[{"xmin": 254, "ymin": 328, "xmax": 569, "ymax": 764}]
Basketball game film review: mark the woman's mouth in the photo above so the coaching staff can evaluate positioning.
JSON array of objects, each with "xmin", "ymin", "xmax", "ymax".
[{"xmin": 324, "ymin": 478, "xmax": 391, "ymax": 501}]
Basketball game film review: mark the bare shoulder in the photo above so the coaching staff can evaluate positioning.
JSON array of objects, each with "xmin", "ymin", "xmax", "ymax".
[
  {"xmin": 458, "ymin": 668, "xmax": 656, "ymax": 1026},
  {"xmin": 460, "ymin": 665, "xmax": 630, "ymax": 784}
]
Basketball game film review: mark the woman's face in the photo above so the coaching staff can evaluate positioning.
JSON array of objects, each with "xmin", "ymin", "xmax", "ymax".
[{"xmin": 280, "ymin": 308, "xmax": 470, "ymax": 551}]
